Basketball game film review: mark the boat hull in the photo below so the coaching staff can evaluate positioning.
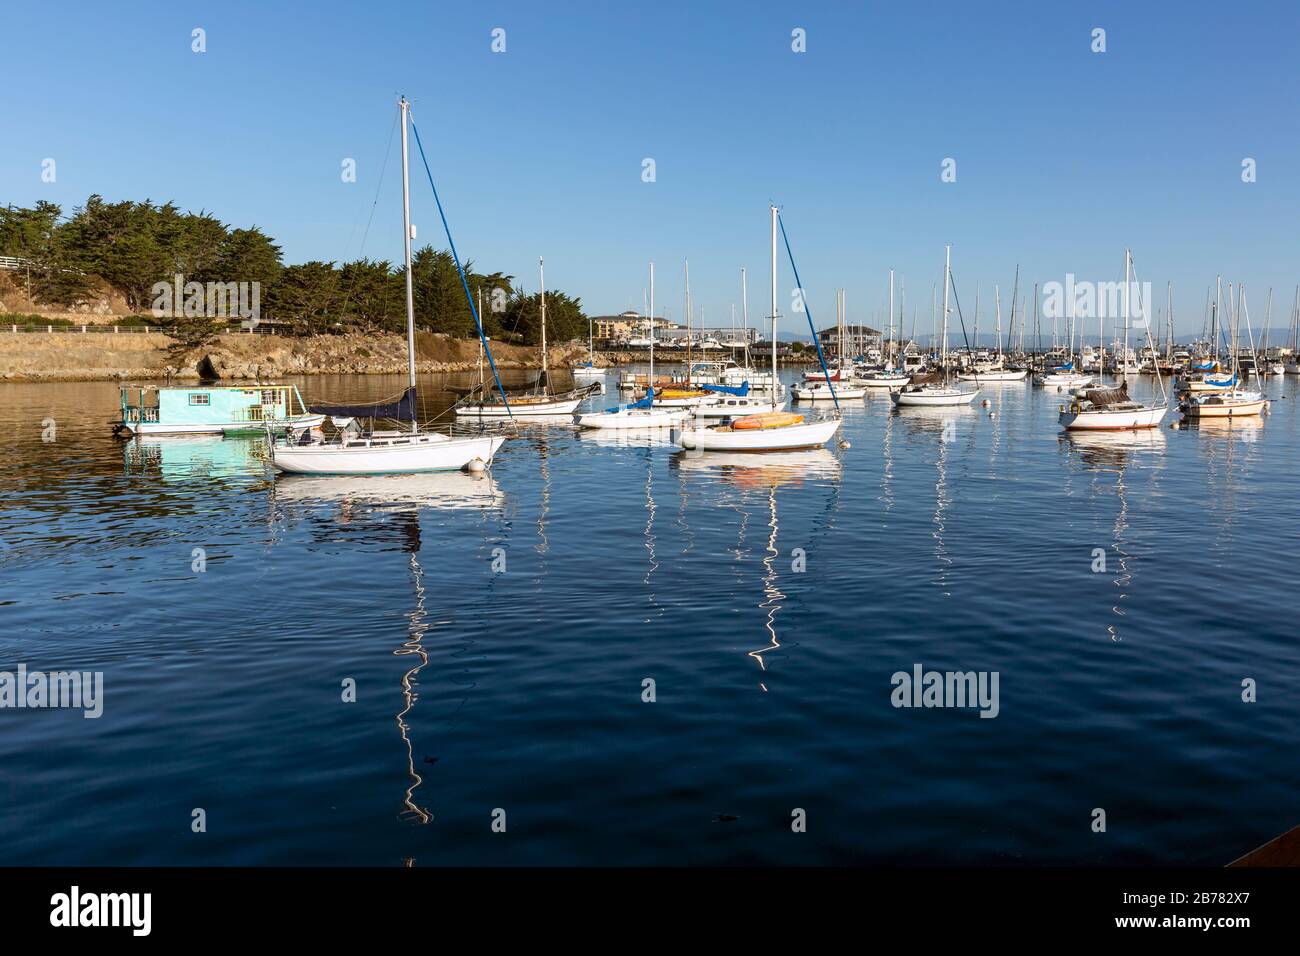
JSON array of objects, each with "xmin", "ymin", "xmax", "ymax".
[
  {"xmin": 1180, "ymin": 397, "xmax": 1268, "ymax": 419},
  {"xmin": 1058, "ymin": 404, "xmax": 1166, "ymax": 430},
  {"xmin": 575, "ymin": 408, "xmax": 689, "ymax": 429},
  {"xmin": 271, "ymin": 432, "xmax": 506, "ymax": 474},
  {"xmin": 455, "ymin": 397, "xmax": 583, "ymax": 418},
  {"xmin": 672, "ymin": 417, "xmax": 841, "ymax": 451},
  {"xmin": 691, "ymin": 398, "xmax": 787, "ymax": 418},
  {"xmin": 124, "ymin": 414, "xmax": 326, "ymax": 436},
  {"xmin": 891, "ymin": 388, "xmax": 980, "ymax": 407},
  {"xmin": 958, "ymin": 369, "xmax": 1027, "ymax": 382}
]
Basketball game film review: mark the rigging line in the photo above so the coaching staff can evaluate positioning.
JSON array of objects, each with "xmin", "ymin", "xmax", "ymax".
[
  {"xmin": 408, "ymin": 113, "xmax": 513, "ymax": 419},
  {"xmin": 335, "ymin": 109, "xmax": 399, "ymax": 324},
  {"xmin": 776, "ymin": 211, "xmax": 841, "ymax": 414}
]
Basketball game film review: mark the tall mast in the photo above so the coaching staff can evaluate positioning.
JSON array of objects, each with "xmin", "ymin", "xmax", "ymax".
[
  {"xmin": 994, "ymin": 284, "xmax": 1002, "ymax": 362},
  {"xmin": 770, "ymin": 205, "xmax": 778, "ymax": 387},
  {"xmin": 539, "ymin": 257, "xmax": 548, "ymax": 390},
  {"xmin": 649, "ymin": 262, "xmax": 655, "ymax": 387},
  {"xmin": 740, "ymin": 267, "xmax": 750, "ymax": 375},
  {"xmin": 888, "ymin": 269, "xmax": 894, "ymax": 367},
  {"xmin": 399, "ymin": 96, "xmax": 417, "ymax": 432},
  {"xmin": 1122, "ymin": 249, "xmax": 1130, "ymax": 375},
  {"xmin": 941, "ymin": 244, "xmax": 951, "ymax": 376},
  {"xmin": 1214, "ymin": 275, "xmax": 1222, "ymax": 362}
]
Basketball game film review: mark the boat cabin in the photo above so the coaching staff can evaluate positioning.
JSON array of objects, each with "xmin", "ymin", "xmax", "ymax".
[{"xmin": 117, "ymin": 383, "xmax": 316, "ymax": 436}]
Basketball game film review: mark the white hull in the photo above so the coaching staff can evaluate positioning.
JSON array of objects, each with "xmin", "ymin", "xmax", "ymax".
[
  {"xmin": 859, "ymin": 374, "xmax": 911, "ymax": 388},
  {"xmin": 1180, "ymin": 395, "xmax": 1267, "ymax": 419},
  {"xmin": 673, "ymin": 417, "xmax": 842, "ymax": 451},
  {"xmin": 455, "ymin": 396, "xmax": 583, "ymax": 418},
  {"xmin": 891, "ymin": 387, "xmax": 980, "ymax": 407},
  {"xmin": 575, "ymin": 407, "xmax": 689, "ymax": 430},
  {"xmin": 1059, "ymin": 404, "xmax": 1166, "ymax": 430},
  {"xmin": 125, "ymin": 414, "xmax": 325, "ymax": 436},
  {"xmin": 958, "ymin": 369, "xmax": 1027, "ymax": 382},
  {"xmin": 1036, "ymin": 372, "xmax": 1093, "ymax": 388},
  {"xmin": 691, "ymin": 397, "xmax": 787, "ymax": 418},
  {"xmin": 572, "ymin": 366, "xmax": 607, "ymax": 380},
  {"xmin": 654, "ymin": 394, "xmax": 720, "ymax": 408},
  {"xmin": 792, "ymin": 384, "xmax": 866, "ymax": 401},
  {"xmin": 271, "ymin": 432, "xmax": 506, "ymax": 474}
]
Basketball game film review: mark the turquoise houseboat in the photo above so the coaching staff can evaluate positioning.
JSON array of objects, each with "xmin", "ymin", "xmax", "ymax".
[{"xmin": 115, "ymin": 384, "xmax": 325, "ymax": 436}]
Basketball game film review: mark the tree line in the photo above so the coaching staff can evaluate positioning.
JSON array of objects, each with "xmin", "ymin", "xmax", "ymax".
[{"xmin": 0, "ymin": 196, "xmax": 588, "ymax": 344}]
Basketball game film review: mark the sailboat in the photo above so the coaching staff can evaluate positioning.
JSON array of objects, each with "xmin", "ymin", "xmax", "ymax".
[
  {"xmin": 270, "ymin": 97, "xmax": 506, "ymax": 475},
  {"xmin": 958, "ymin": 278, "xmax": 1027, "ymax": 381},
  {"xmin": 673, "ymin": 205, "xmax": 842, "ymax": 451},
  {"xmin": 572, "ymin": 313, "xmax": 607, "ymax": 381},
  {"xmin": 1180, "ymin": 282, "xmax": 1267, "ymax": 419},
  {"xmin": 860, "ymin": 270, "xmax": 912, "ymax": 388},
  {"xmin": 892, "ymin": 245, "xmax": 980, "ymax": 407},
  {"xmin": 574, "ymin": 262, "xmax": 691, "ymax": 430},
  {"xmin": 1059, "ymin": 249, "xmax": 1167, "ymax": 431},
  {"xmin": 456, "ymin": 258, "xmax": 599, "ymax": 418},
  {"xmin": 793, "ymin": 289, "xmax": 867, "ymax": 400},
  {"xmin": 692, "ymin": 266, "xmax": 788, "ymax": 417}
]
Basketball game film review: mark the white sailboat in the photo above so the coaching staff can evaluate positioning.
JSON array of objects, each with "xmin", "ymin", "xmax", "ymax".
[
  {"xmin": 575, "ymin": 262, "xmax": 691, "ymax": 430},
  {"xmin": 456, "ymin": 258, "xmax": 597, "ymax": 418},
  {"xmin": 270, "ymin": 97, "xmax": 506, "ymax": 476},
  {"xmin": 1180, "ymin": 282, "xmax": 1267, "ymax": 419},
  {"xmin": 1060, "ymin": 249, "xmax": 1167, "ymax": 431},
  {"xmin": 673, "ymin": 205, "xmax": 842, "ymax": 452},
  {"xmin": 958, "ymin": 280, "xmax": 1027, "ymax": 381},
  {"xmin": 572, "ymin": 313, "xmax": 607, "ymax": 381},
  {"xmin": 692, "ymin": 266, "xmax": 788, "ymax": 418},
  {"xmin": 893, "ymin": 245, "xmax": 980, "ymax": 407}
]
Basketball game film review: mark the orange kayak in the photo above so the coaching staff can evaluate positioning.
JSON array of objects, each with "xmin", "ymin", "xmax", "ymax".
[{"xmin": 732, "ymin": 412, "xmax": 804, "ymax": 431}]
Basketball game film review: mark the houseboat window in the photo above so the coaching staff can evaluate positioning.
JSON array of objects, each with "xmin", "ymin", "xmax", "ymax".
[
  {"xmin": 261, "ymin": 390, "xmax": 282, "ymax": 405},
  {"xmin": 189, "ymin": 394, "xmax": 210, "ymax": 406}
]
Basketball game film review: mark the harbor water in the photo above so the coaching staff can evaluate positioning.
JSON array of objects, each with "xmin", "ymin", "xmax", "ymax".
[{"xmin": 1, "ymin": 370, "xmax": 1297, "ymax": 865}]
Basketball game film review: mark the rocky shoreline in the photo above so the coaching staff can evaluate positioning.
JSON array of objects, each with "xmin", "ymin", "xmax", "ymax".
[{"xmin": 0, "ymin": 329, "xmax": 817, "ymax": 382}]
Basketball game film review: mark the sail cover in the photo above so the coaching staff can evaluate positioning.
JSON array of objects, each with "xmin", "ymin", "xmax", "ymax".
[
  {"xmin": 1082, "ymin": 382, "xmax": 1129, "ymax": 406},
  {"xmin": 701, "ymin": 381, "xmax": 750, "ymax": 396},
  {"xmin": 309, "ymin": 386, "xmax": 417, "ymax": 420}
]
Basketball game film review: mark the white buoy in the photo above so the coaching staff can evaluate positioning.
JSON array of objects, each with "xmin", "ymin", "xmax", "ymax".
[
  {"xmin": 988, "ymin": 410, "xmax": 996, "ymax": 418},
  {"xmin": 465, "ymin": 457, "xmax": 486, "ymax": 474},
  {"xmin": 981, "ymin": 399, "xmax": 991, "ymax": 408},
  {"xmin": 838, "ymin": 439, "xmax": 851, "ymax": 450},
  {"xmin": 1170, "ymin": 421, "xmax": 1180, "ymax": 430}
]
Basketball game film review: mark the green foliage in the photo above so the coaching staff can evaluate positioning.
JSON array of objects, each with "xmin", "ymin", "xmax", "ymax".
[{"xmin": 0, "ymin": 197, "xmax": 581, "ymax": 338}]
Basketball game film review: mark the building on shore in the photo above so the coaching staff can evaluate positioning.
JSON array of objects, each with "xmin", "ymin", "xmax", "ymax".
[{"xmin": 817, "ymin": 324, "xmax": 882, "ymax": 358}]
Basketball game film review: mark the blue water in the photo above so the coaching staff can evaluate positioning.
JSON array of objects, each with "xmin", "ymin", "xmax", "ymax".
[{"xmin": 1, "ymin": 370, "xmax": 1297, "ymax": 865}]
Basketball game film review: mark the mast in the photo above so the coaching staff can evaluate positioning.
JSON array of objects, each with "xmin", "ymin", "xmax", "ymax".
[
  {"xmin": 399, "ymin": 95, "xmax": 417, "ymax": 432},
  {"xmin": 684, "ymin": 260, "xmax": 692, "ymax": 383},
  {"xmin": 888, "ymin": 269, "xmax": 894, "ymax": 368},
  {"xmin": 740, "ymin": 267, "xmax": 750, "ymax": 377},
  {"xmin": 941, "ymin": 243, "xmax": 951, "ymax": 379},
  {"xmin": 1122, "ymin": 249, "xmax": 1130, "ymax": 376},
  {"xmin": 770, "ymin": 205, "xmax": 778, "ymax": 388},
  {"xmin": 539, "ymin": 257, "xmax": 548, "ymax": 391},
  {"xmin": 994, "ymin": 284, "xmax": 1002, "ymax": 362},
  {"xmin": 649, "ymin": 263, "xmax": 655, "ymax": 388}
]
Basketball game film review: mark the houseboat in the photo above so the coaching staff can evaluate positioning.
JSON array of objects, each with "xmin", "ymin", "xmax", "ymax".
[{"xmin": 115, "ymin": 383, "xmax": 325, "ymax": 437}]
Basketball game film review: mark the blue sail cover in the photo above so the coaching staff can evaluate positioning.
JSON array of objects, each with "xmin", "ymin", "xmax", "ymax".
[
  {"xmin": 1191, "ymin": 361, "xmax": 1217, "ymax": 371},
  {"xmin": 1204, "ymin": 374, "xmax": 1237, "ymax": 388},
  {"xmin": 607, "ymin": 388, "xmax": 655, "ymax": 413},
  {"xmin": 310, "ymin": 386, "xmax": 417, "ymax": 420},
  {"xmin": 701, "ymin": 381, "xmax": 750, "ymax": 396},
  {"xmin": 1053, "ymin": 361, "xmax": 1074, "ymax": 372}
]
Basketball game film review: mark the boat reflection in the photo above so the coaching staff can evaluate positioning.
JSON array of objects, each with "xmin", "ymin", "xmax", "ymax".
[
  {"xmin": 670, "ymin": 448, "xmax": 841, "ymax": 488},
  {"xmin": 578, "ymin": 429, "xmax": 680, "ymax": 449},
  {"xmin": 123, "ymin": 435, "xmax": 266, "ymax": 481},
  {"xmin": 395, "ymin": 545, "xmax": 432, "ymax": 823},
  {"xmin": 272, "ymin": 471, "xmax": 504, "ymax": 512},
  {"xmin": 1062, "ymin": 428, "xmax": 1167, "ymax": 470}
]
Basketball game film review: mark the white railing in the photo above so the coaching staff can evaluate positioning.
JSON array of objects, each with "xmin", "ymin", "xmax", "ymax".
[{"xmin": 0, "ymin": 256, "xmax": 29, "ymax": 271}]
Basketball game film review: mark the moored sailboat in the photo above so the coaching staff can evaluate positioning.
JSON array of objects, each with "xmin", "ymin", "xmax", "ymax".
[
  {"xmin": 674, "ymin": 206, "xmax": 842, "ymax": 452},
  {"xmin": 271, "ymin": 97, "xmax": 506, "ymax": 475},
  {"xmin": 893, "ymin": 245, "xmax": 980, "ymax": 407}
]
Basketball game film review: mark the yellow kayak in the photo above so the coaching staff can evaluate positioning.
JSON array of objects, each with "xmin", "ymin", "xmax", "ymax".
[{"xmin": 732, "ymin": 412, "xmax": 804, "ymax": 431}]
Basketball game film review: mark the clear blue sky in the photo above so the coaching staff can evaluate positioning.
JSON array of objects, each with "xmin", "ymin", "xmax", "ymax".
[{"xmin": 4, "ymin": 1, "xmax": 1299, "ymax": 338}]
